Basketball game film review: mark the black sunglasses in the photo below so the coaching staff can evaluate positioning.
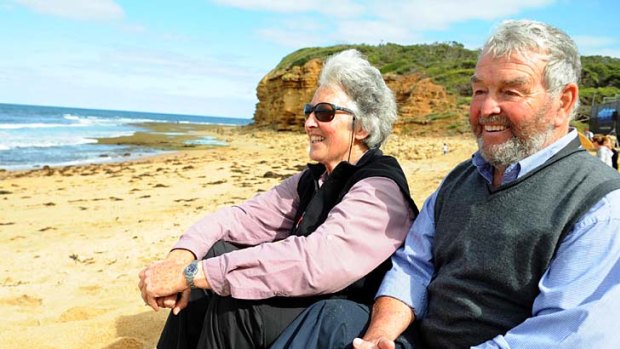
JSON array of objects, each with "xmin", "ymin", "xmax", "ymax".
[{"xmin": 304, "ymin": 102, "xmax": 355, "ymax": 122}]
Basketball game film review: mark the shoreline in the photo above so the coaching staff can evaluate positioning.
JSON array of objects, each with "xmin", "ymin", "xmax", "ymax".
[
  {"xmin": 96, "ymin": 122, "xmax": 235, "ymax": 149},
  {"xmin": 0, "ymin": 122, "xmax": 242, "ymax": 175},
  {"xmin": 0, "ymin": 129, "xmax": 478, "ymax": 349}
]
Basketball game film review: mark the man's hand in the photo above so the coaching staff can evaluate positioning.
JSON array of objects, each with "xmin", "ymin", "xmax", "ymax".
[
  {"xmin": 352, "ymin": 296, "xmax": 414, "ymax": 349},
  {"xmin": 353, "ymin": 337, "xmax": 396, "ymax": 349},
  {"xmin": 138, "ymin": 250, "xmax": 195, "ymax": 311}
]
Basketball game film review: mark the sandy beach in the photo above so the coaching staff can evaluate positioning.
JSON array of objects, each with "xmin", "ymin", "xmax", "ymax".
[{"xmin": 0, "ymin": 126, "xmax": 478, "ymax": 349}]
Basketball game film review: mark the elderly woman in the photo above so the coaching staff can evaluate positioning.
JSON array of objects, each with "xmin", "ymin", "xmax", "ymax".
[{"xmin": 138, "ymin": 49, "xmax": 418, "ymax": 349}]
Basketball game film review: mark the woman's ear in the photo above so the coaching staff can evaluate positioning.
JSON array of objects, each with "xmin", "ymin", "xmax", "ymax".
[{"xmin": 354, "ymin": 125, "xmax": 369, "ymax": 141}]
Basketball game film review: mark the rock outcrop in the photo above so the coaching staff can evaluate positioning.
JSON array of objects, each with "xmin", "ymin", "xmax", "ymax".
[
  {"xmin": 253, "ymin": 58, "xmax": 462, "ymax": 134},
  {"xmin": 385, "ymin": 73, "xmax": 457, "ymax": 126},
  {"xmin": 253, "ymin": 59, "xmax": 323, "ymax": 131}
]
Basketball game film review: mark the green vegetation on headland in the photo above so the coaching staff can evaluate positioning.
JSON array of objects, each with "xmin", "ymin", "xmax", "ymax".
[
  {"xmin": 95, "ymin": 122, "xmax": 229, "ymax": 150},
  {"xmin": 276, "ymin": 43, "xmax": 620, "ymax": 121},
  {"xmin": 276, "ymin": 43, "xmax": 478, "ymax": 97},
  {"xmin": 579, "ymin": 56, "xmax": 620, "ymax": 107}
]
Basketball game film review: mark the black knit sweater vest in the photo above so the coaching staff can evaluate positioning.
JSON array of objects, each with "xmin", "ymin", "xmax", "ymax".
[
  {"xmin": 421, "ymin": 137, "xmax": 620, "ymax": 348},
  {"xmin": 292, "ymin": 148, "xmax": 418, "ymax": 304}
]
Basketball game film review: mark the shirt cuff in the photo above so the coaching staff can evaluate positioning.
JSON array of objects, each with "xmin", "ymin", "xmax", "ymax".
[
  {"xmin": 203, "ymin": 257, "xmax": 230, "ymax": 296},
  {"xmin": 376, "ymin": 270, "xmax": 428, "ymax": 319}
]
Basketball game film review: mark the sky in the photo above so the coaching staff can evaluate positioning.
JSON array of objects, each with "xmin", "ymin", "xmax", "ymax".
[{"xmin": 1, "ymin": 0, "xmax": 619, "ymax": 119}]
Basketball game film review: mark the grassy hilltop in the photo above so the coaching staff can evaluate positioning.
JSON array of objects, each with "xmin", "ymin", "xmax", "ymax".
[{"xmin": 276, "ymin": 43, "xmax": 620, "ymax": 124}]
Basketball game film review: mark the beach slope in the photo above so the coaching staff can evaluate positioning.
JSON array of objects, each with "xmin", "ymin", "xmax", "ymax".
[{"xmin": 0, "ymin": 128, "xmax": 476, "ymax": 349}]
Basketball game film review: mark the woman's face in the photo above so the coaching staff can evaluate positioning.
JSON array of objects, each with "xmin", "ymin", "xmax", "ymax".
[{"xmin": 304, "ymin": 86, "xmax": 357, "ymax": 173}]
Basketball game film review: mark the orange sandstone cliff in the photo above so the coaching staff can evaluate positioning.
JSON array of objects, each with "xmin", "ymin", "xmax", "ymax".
[{"xmin": 253, "ymin": 58, "xmax": 468, "ymax": 136}]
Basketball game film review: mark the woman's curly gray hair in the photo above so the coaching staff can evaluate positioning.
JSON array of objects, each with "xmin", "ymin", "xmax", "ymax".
[{"xmin": 318, "ymin": 49, "xmax": 397, "ymax": 148}]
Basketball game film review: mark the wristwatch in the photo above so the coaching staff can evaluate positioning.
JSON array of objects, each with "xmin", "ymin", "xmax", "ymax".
[{"xmin": 183, "ymin": 260, "xmax": 199, "ymax": 289}]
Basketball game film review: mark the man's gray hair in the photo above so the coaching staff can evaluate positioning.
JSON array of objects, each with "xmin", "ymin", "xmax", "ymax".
[
  {"xmin": 482, "ymin": 19, "xmax": 581, "ymax": 118},
  {"xmin": 319, "ymin": 49, "xmax": 397, "ymax": 148}
]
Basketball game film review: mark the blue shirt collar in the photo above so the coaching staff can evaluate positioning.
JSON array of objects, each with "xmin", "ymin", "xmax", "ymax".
[{"xmin": 472, "ymin": 129, "xmax": 579, "ymax": 185}]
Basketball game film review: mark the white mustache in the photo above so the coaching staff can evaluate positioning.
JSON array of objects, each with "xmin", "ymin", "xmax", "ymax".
[{"xmin": 479, "ymin": 115, "xmax": 509, "ymax": 125}]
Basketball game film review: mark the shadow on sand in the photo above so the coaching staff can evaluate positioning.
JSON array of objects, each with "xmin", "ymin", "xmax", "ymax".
[{"xmin": 104, "ymin": 310, "xmax": 169, "ymax": 349}]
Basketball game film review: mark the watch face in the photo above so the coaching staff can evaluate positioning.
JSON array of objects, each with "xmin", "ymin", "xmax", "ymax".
[{"xmin": 185, "ymin": 262, "xmax": 198, "ymax": 275}]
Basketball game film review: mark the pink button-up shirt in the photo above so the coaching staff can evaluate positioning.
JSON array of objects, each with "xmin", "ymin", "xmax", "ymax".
[{"xmin": 174, "ymin": 171, "xmax": 414, "ymax": 300}]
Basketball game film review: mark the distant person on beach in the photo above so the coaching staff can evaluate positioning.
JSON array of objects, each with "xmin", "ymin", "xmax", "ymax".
[
  {"xmin": 441, "ymin": 143, "xmax": 448, "ymax": 155},
  {"xmin": 271, "ymin": 19, "xmax": 620, "ymax": 349},
  {"xmin": 593, "ymin": 134, "xmax": 614, "ymax": 167},
  {"xmin": 584, "ymin": 127, "xmax": 594, "ymax": 141},
  {"xmin": 138, "ymin": 49, "xmax": 418, "ymax": 349}
]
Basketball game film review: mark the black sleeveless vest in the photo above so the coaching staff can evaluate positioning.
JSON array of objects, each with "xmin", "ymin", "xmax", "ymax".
[
  {"xmin": 420, "ymin": 137, "xmax": 620, "ymax": 348},
  {"xmin": 291, "ymin": 148, "xmax": 418, "ymax": 304}
]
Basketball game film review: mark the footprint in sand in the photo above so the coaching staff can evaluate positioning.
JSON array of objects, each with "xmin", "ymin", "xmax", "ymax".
[
  {"xmin": 0, "ymin": 294, "xmax": 42, "ymax": 307},
  {"xmin": 78, "ymin": 284, "xmax": 102, "ymax": 295},
  {"xmin": 102, "ymin": 337, "xmax": 144, "ymax": 349},
  {"xmin": 58, "ymin": 306, "xmax": 109, "ymax": 322}
]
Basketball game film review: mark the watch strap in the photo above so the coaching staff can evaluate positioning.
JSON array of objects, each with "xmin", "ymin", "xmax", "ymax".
[{"xmin": 184, "ymin": 260, "xmax": 199, "ymax": 289}]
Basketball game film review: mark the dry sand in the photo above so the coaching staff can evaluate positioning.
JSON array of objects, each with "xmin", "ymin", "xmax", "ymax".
[{"xmin": 0, "ymin": 126, "xmax": 477, "ymax": 349}]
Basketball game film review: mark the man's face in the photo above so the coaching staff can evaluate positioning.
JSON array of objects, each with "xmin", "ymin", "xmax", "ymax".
[{"xmin": 469, "ymin": 51, "xmax": 562, "ymax": 166}]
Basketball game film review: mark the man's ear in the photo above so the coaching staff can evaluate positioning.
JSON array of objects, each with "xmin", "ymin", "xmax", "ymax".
[{"xmin": 555, "ymin": 82, "xmax": 579, "ymax": 125}]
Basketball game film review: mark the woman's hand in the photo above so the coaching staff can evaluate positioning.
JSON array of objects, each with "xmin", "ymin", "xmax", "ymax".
[
  {"xmin": 138, "ymin": 250, "xmax": 195, "ymax": 311},
  {"xmin": 172, "ymin": 289, "xmax": 191, "ymax": 315},
  {"xmin": 156, "ymin": 289, "xmax": 191, "ymax": 315}
]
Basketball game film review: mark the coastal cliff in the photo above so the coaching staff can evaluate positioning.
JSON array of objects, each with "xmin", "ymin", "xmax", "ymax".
[
  {"xmin": 253, "ymin": 45, "xmax": 469, "ymax": 136},
  {"xmin": 254, "ymin": 59, "xmax": 323, "ymax": 131},
  {"xmin": 252, "ymin": 43, "xmax": 620, "ymax": 136}
]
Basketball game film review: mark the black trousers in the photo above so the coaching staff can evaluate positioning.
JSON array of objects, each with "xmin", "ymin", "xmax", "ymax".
[
  {"xmin": 269, "ymin": 299, "xmax": 416, "ymax": 349},
  {"xmin": 157, "ymin": 241, "xmax": 319, "ymax": 349}
]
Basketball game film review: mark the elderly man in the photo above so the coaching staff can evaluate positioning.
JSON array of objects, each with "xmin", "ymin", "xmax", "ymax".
[{"xmin": 270, "ymin": 19, "xmax": 620, "ymax": 349}]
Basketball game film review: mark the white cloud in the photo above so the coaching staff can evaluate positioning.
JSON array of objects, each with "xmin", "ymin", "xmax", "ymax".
[
  {"xmin": 0, "ymin": 0, "xmax": 15, "ymax": 10},
  {"xmin": 371, "ymin": 0, "xmax": 555, "ymax": 30},
  {"xmin": 15, "ymin": 0, "xmax": 124, "ymax": 21},
  {"xmin": 232, "ymin": 0, "xmax": 557, "ymax": 47},
  {"xmin": 120, "ymin": 23, "xmax": 148, "ymax": 34},
  {"xmin": 212, "ymin": 0, "xmax": 364, "ymax": 17},
  {"xmin": 336, "ymin": 19, "xmax": 422, "ymax": 44},
  {"xmin": 573, "ymin": 35, "xmax": 620, "ymax": 58},
  {"xmin": 257, "ymin": 27, "xmax": 322, "ymax": 48},
  {"xmin": 213, "ymin": 0, "xmax": 317, "ymax": 12},
  {"xmin": 0, "ymin": 49, "xmax": 261, "ymax": 117},
  {"xmin": 591, "ymin": 48, "xmax": 620, "ymax": 59},
  {"xmin": 95, "ymin": 48, "xmax": 262, "ymax": 82},
  {"xmin": 255, "ymin": 20, "xmax": 325, "ymax": 48},
  {"xmin": 573, "ymin": 35, "xmax": 617, "ymax": 49}
]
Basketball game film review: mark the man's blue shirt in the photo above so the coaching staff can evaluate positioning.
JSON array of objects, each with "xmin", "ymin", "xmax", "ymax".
[{"xmin": 378, "ymin": 130, "xmax": 620, "ymax": 348}]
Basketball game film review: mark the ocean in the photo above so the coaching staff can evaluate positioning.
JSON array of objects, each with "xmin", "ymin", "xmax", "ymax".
[{"xmin": 0, "ymin": 103, "xmax": 251, "ymax": 171}]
